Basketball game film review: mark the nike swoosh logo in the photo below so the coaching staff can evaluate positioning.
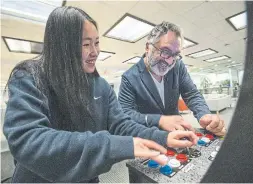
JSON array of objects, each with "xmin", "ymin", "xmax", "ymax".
[{"xmin": 94, "ymin": 96, "xmax": 102, "ymax": 100}]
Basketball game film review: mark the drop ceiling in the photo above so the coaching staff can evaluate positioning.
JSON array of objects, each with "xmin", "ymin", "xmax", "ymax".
[{"xmin": 1, "ymin": 0, "xmax": 246, "ymax": 84}]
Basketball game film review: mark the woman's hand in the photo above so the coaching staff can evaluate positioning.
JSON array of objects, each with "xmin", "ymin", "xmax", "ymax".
[{"xmin": 133, "ymin": 137, "xmax": 167, "ymax": 165}]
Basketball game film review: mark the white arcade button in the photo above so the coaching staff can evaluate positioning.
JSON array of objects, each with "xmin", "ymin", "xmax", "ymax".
[
  {"xmin": 210, "ymin": 151, "xmax": 218, "ymax": 158},
  {"xmin": 201, "ymin": 137, "xmax": 210, "ymax": 143},
  {"xmin": 216, "ymin": 146, "xmax": 220, "ymax": 151},
  {"xmin": 168, "ymin": 159, "xmax": 181, "ymax": 169}
]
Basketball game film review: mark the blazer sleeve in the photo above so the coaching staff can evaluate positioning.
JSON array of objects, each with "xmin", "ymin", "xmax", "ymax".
[
  {"xmin": 118, "ymin": 75, "xmax": 162, "ymax": 127},
  {"xmin": 179, "ymin": 61, "xmax": 211, "ymax": 121}
]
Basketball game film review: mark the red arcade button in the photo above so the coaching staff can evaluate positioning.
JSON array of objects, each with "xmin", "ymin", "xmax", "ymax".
[
  {"xmin": 195, "ymin": 132, "xmax": 203, "ymax": 137},
  {"xmin": 166, "ymin": 150, "xmax": 176, "ymax": 157},
  {"xmin": 176, "ymin": 154, "xmax": 188, "ymax": 163},
  {"xmin": 205, "ymin": 134, "xmax": 214, "ymax": 140}
]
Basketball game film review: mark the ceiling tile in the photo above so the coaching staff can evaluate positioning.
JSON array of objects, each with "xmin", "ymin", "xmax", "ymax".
[
  {"xmin": 184, "ymin": 28, "xmax": 214, "ymax": 44},
  {"xmin": 217, "ymin": 29, "xmax": 246, "ymax": 44},
  {"xmin": 210, "ymin": 1, "xmax": 246, "ymax": 18},
  {"xmin": 1, "ymin": 0, "xmax": 247, "ymax": 80},
  {"xmin": 221, "ymin": 40, "xmax": 246, "ymax": 58},
  {"xmin": 156, "ymin": 1, "xmax": 204, "ymax": 15},
  {"xmin": 68, "ymin": 1, "xmax": 138, "ymax": 34},
  {"xmin": 129, "ymin": 1, "xmax": 167, "ymax": 23},
  {"xmin": 192, "ymin": 11, "xmax": 224, "ymax": 28},
  {"xmin": 151, "ymin": 11, "xmax": 198, "ymax": 37},
  {"xmin": 182, "ymin": 2, "xmax": 219, "ymax": 21},
  {"xmin": 200, "ymin": 37, "xmax": 225, "ymax": 51},
  {"xmin": 202, "ymin": 20, "xmax": 235, "ymax": 38}
]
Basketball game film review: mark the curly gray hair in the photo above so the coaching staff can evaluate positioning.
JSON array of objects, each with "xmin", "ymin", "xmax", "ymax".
[{"xmin": 147, "ymin": 21, "xmax": 183, "ymax": 44}]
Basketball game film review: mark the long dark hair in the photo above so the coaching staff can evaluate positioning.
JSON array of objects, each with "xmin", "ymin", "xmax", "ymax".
[{"xmin": 6, "ymin": 6, "xmax": 99, "ymax": 129}]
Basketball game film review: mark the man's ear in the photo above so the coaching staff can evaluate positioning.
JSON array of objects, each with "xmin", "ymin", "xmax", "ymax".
[{"xmin": 145, "ymin": 43, "xmax": 149, "ymax": 53}]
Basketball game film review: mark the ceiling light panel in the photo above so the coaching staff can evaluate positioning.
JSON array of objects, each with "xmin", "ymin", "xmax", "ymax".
[
  {"xmin": 226, "ymin": 11, "xmax": 247, "ymax": 31},
  {"xmin": 1, "ymin": 0, "xmax": 64, "ymax": 23},
  {"xmin": 104, "ymin": 14, "xmax": 155, "ymax": 43},
  {"xmin": 97, "ymin": 51, "xmax": 115, "ymax": 61},
  {"xmin": 3, "ymin": 37, "xmax": 43, "ymax": 54},
  {"xmin": 123, "ymin": 56, "xmax": 141, "ymax": 64},
  {"xmin": 204, "ymin": 55, "xmax": 230, "ymax": 63},
  {"xmin": 183, "ymin": 38, "xmax": 198, "ymax": 49},
  {"xmin": 186, "ymin": 48, "xmax": 217, "ymax": 58}
]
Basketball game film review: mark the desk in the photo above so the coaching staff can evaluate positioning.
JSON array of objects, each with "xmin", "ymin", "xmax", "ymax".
[
  {"xmin": 126, "ymin": 129, "xmax": 223, "ymax": 183},
  {"xmin": 203, "ymin": 94, "xmax": 231, "ymax": 112}
]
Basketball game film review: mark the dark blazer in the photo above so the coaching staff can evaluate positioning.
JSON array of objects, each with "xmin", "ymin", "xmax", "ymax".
[
  {"xmin": 3, "ymin": 69, "xmax": 168, "ymax": 183},
  {"xmin": 118, "ymin": 58, "xmax": 210, "ymax": 127}
]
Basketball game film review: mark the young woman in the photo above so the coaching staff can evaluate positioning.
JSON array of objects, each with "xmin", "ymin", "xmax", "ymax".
[{"xmin": 3, "ymin": 6, "xmax": 198, "ymax": 183}]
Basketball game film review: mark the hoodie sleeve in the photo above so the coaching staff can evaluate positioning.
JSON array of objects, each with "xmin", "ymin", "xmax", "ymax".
[
  {"xmin": 3, "ymin": 71, "xmax": 135, "ymax": 182},
  {"xmin": 107, "ymin": 82, "xmax": 168, "ymax": 147}
]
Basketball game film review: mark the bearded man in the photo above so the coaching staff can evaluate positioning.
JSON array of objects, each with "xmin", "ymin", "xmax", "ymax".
[{"xmin": 118, "ymin": 21, "xmax": 226, "ymax": 136}]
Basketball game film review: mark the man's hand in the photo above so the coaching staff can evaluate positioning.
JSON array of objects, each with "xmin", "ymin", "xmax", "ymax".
[
  {"xmin": 159, "ymin": 115, "xmax": 194, "ymax": 132},
  {"xmin": 199, "ymin": 114, "xmax": 226, "ymax": 136},
  {"xmin": 167, "ymin": 130, "xmax": 199, "ymax": 148}
]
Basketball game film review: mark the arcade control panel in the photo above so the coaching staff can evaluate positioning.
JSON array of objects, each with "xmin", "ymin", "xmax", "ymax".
[{"xmin": 126, "ymin": 128, "xmax": 224, "ymax": 183}]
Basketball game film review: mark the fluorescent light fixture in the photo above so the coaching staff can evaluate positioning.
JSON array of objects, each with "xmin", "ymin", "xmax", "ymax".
[
  {"xmin": 104, "ymin": 13, "xmax": 155, "ymax": 43},
  {"xmin": 183, "ymin": 38, "xmax": 198, "ymax": 49},
  {"xmin": 186, "ymin": 48, "xmax": 217, "ymax": 58},
  {"xmin": 204, "ymin": 55, "xmax": 230, "ymax": 63},
  {"xmin": 114, "ymin": 71, "xmax": 126, "ymax": 78},
  {"xmin": 203, "ymin": 69, "xmax": 214, "ymax": 73},
  {"xmin": 227, "ymin": 63, "xmax": 243, "ymax": 68},
  {"xmin": 114, "ymin": 76, "xmax": 122, "ymax": 78},
  {"xmin": 6, "ymin": 38, "xmax": 31, "ymax": 53},
  {"xmin": 115, "ymin": 70, "xmax": 125, "ymax": 74},
  {"xmin": 97, "ymin": 51, "xmax": 115, "ymax": 61},
  {"xmin": 203, "ymin": 68, "xmax": 213, "ymax": 71},
  {"xmin": 1, "ymin": 0, "xmax": 64, "ymax": 23},
  {"xmin": 123, "ymin": 56, "xmax": 141, "ymax": 64},
  {"xmin": 185, "ymin": 64, "xmax": 193, "ymax": 68},
  {"xmin": 226, "ymin": 11, "xmax": 247, "ymax": 31},
  {"xmin": 231, "ymin": 63, "xmax": 243, "ymax": 67},
  {"xmin": 2, "ymin": 36, "xmax": 43, "ymax": 54}
]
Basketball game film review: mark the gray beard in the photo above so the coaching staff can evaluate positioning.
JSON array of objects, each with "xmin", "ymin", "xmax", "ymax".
[{"xmin": 148, "ymin": 57, "xmax": 175, "ymax": 76}]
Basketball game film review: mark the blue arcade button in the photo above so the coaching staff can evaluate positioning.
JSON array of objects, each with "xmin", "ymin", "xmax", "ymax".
[
  {"xmin": 159, "ymin": 165, "xmax": 173, "ymax": 175},
  {"xmin": 198, "ymin": 139, "xmax": 206, "ymax": 146},
  {"xmin": 148, "ymin": 160, "xmax": 159, "ymax": 168}
]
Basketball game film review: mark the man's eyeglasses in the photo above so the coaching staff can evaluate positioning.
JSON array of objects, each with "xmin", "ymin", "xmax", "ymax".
[{"xmin": 150, "ymin": 43, "xmax": 182, "ymax": 61}]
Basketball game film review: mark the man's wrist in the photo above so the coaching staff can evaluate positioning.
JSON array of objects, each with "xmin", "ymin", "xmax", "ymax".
[
  {"xmin": 146, "ymin": 114, "xmax": 162, "ymax": 127},
  {"xmin": 197, "ymin": 111, "xmax": 211, "ymax": 122},
  {"xmin": 158, "ymin": 115, "xmax": 165, "ymax": 128}
]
